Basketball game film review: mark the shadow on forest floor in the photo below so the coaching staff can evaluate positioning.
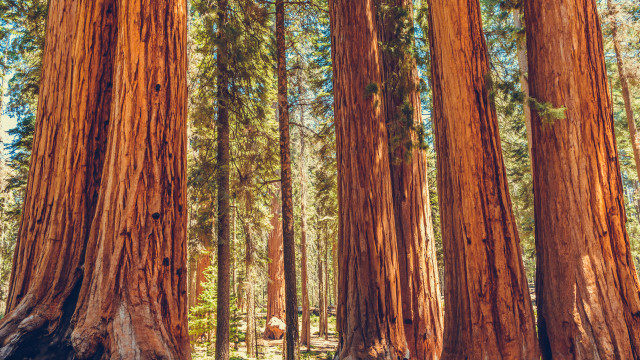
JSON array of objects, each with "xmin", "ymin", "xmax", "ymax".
[{"xmin": 192, "ymin": 312, "xmax": 338, "ymax": 360}]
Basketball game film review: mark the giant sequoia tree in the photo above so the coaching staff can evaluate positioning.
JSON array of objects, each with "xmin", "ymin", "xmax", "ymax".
[
  {"xmin": 0, "ymin": 0, "xmax": 190, "ymax": 358},
  {"xmin": 330, "ymin": 0, "xmax": 408, "ymax": 358},
  {"xmin": 525, "ymin": 0, "xmax": 640, "ymax": 358},
  {"xmin": 426, "ymin": 0, "xmax": 539, "ymax": 358},
  {"xmin": 377, "ymin": 1, "xmax": 443, "ymax": 358}
]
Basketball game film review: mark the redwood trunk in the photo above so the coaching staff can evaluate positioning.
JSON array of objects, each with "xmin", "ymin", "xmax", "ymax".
[
  {"xmin": 329, "ymin": 0, "xmax": 408, "ymax": 357},
  {"xmin": 0, "ymin": 0, "xmax": 115, "ymax": 356},
  {"xmin": 525, "ymin": 0, "xmax": 640, "ymax": 358},
  {"xmin": 195, "ymin": 251, "xmax": 213, "ymax": 303},
  {"xmin": 0, "ymin": 0, "xmax": 190, "ymax": 358},
  {"xmin": 427, "ymin": 0, "xmax": 539, "ymax": 358},
  {"xmin": 377, "ymin": 1, "xmax": 443, "ymax": 358},
  {"xmin": 71, "ymin": 0, "xmax": 190, "ymax": 356}
]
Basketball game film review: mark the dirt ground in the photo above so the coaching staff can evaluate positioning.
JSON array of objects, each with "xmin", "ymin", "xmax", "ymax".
[{"xmin": 192, "ymin": 313, "xmax": 338, "ymax": 360}]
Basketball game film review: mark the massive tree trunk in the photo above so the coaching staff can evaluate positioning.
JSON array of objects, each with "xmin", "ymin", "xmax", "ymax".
[
  {"xmin": 0, "ymin": 0, "xmax": 117, "ymax": 356},
  {"xmin": 426, "ymin": 0, "xmax": 539, "ymax": 358},
  {"xmin": 275, "ymin": 0, "xmax": 299, "ymax": 358},
  {"xmin": 265, "ymin": 188, "xmax": 286, "ymax": 339},
  {"xmin": 215, "ymin": 0, "xmax": 231, "ymax": 359},
  {"xmin": 525, "ymin": 0, "xmax": 640, "ymax": 358},
  {"xmin": 608, "ymin": 0, "xmax": 640, "ymax": 179},
  {"xmin": 298, "ymin": 103, "xmax": 311, "ymax": 350},
  {"xmin": 329, "ymin": 0, "xmax": 408, "ymax": 358},
  {"xmin": 71, "ymin": 0, "xmax": 190, "ymax": 356},
  {"xmin": 1, "ymin": 0, "xmax": 190, "ymax": 357},
  {"xmin": 377, "ymin": 1, "xmax": 443, "ymax": 358}
]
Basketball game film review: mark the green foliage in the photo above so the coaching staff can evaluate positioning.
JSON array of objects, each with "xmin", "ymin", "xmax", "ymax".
[
  {"xmin": 0, "ymin": 0, "xmax": 47, "ymax": 311},
  {"xmin": 528, "ymin": 98, "xmax": 567, "ymax": 125},
  {"xmin": 189, "ymin": 264, "xmax": 217, "ymax": 349},
  {"xmin": 364, "ymin": 82, "xmax": 380, "ymax": 98}
]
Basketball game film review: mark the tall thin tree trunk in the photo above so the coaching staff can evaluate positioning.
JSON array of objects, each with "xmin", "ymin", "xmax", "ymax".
[
  {"xmin": 243, "ymin": 219, "xmax": 257, "ymax": 359},
  {"xmin": 329, "ymin": 0, "xmax": 408, "ymax": 357},
  {"xmin": 232, "ymin": 203, "xmax": 237, "ymax": 301},
  {"xmin": 323, "ymin": 235, "xmax": 329, "ymax": 341},
  {"xmin": 377, "ymin": 1, "xmax": 444, "ymax": 358},
  {"xmin": 513, "ymin": 8, "xmax": 533, "ymax": 160},
  {"xmin": 608, "ymin": 0, "xmax": 640, "ymax": 179},
  {"xmin": 188, "ymin": 255, "xmax": 199, "ymax": 310},
  {"xmin": 298, "ymin": 86, "xmax": 311, "ymax": 350},
  {"xmin": 426, "ymin": 0, "xmax": 539, "ymax": 358},
  {"xmin": 317, "ymin": 234, "xmax": 326, "ymax": 338},
  {"xmin": 275, "ymin": 1, "xmax": 298, "ymax": 358},
  {"xmin": 215, "ymin": 0, "xmax": 231, "ymax": 358},
  {"xmin": 525, "ymin": 0, "xmax": 640, "ymax": 358},
  {"xmin": 265, "ymin": 188, "xmax": 286, "ymax": 338}
]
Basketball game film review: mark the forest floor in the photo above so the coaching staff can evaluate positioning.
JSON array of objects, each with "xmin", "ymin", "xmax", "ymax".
[{"xmin": 192, "ymin": 312, "xmax": 338, "ymax": 360}]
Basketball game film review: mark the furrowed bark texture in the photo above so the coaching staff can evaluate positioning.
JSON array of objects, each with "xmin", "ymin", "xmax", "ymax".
[
  {"xmin": 0, "ymin": 0, "xmax": 190, "ymax": 358},
  {"xmin": 275, "ymin": 0, "xmax": 299, "ymax": 357},
  {"xmin": 427, "ymin": 0, "xmax": 539, "ymax": 358},
  {"xmin": 377, "ymin": 1, "xmax": 443, "ymax": 358},
  {"xmin": 525, "ymin": 0, "xmax": 640, "ymax": 358},
  {"xmin": 71, "ymin": 0, "xmax": 190, "ymax": 356},
  {"xmin": 0, "ymin": 0, "xmax": 116, "ymax": 356},
  {"xmin": 215, "ymin": 0, "xmax": 231, "ymax": 358},
  {"xmin": 329, "ymin": 0, "xmax": 408, "ymax": 358}
]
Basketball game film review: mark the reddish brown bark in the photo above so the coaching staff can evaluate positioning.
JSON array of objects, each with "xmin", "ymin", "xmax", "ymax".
[
  {"xmin": 525, "ymin": 0, "xmax": 640, "ymax": 358},
  {"xmin": 0, "ymin": 0, "xmax": 190, "ymax": 358},
  {"xmin": 329, "ymin": 0, "xmax": 408, "ymax": 358},
  {"xmin": 265, "ymin": 188, "xmax": 286, "ymax": 339},
  {"xmin": 195, "ymin": 251, "xmax": 213, "ymax": 302},
  {"xmin": 275, "ymin": 0, "xmax": 299, "ymax": 357},
  {"xmin": 377, "ymin": 1, "xmax": 443, "ymax": 358},
  {"xmin": 71, "ymin": 0, "xmax": 190, "ymax": 356},
  {"xmin": 426, "ymin": 0, "xmax": 539, "ymax": 358},
  {"xmin": 0, "ymin": 0, "xmax": 116, "ymax": 355}
]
